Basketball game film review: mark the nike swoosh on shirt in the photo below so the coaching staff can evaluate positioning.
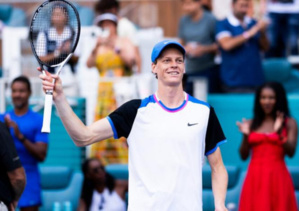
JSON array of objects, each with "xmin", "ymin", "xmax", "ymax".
[{"xmin": 188, "ymin": 123, "xmax": 198, "ymax": 126}]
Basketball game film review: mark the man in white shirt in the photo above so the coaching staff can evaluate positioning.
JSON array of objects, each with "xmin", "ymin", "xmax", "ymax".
[{"xmin": 39, "ymin": 40, "xmax": 228, "ymax": 211}]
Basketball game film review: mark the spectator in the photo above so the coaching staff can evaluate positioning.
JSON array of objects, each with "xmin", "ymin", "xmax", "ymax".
[
  {"xmin": 94, "ymin": 0, "xmax": 140, "ymax": 47},
  {"xmin": 77, "ymin": 158, "xmax": 127, "ymax": 211},
  {"xmin": 216, "ymin": 0, "xmax": 269, "ymax": 93},
  {"xmin": 0, "ymin": 76, "xmax": 49, "ymax": 211},
  {"xmin": 86, "ymin": 13, "xmax": 140, "ymax": 165},
  {"xmin": 39, "ymin": 40, "xmax": 228, "ymax": 211},
  {"xmin": 237, "ymin": 81, "xmax": 298, "ymax": 211},
  {"xmin": 178, "ymin": 0, "xmax": 220, "ymax": 94},
  {"xmin": 36, "ymin": 2, "xmax": 80, "ymax": 96},
  {"xmin": 260, "ymin": 0, "xmax": 299, "ymax": 58},
  {"xmin": 87, "ymin": 13, "xmax": 141, "ymax": 74},
  {"xmin": 0, "ymin": 122, "xmax": 26, "ymax": 211}
]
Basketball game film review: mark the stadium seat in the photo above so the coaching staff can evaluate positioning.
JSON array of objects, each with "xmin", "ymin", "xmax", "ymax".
[
  {"xmin": 105, "ymin": 164, "xmax": 129, "ymax": 205},
  {"xmin": 106, "ymin": 163, "xmax": 129, "ymax": 180},
  {"xmin": 0, "ymin": 4, "xmax": 26, "ymax": 26},
  {"xmin": 39, "ymin": 166, "xmax": 83, "ymax": 211},
  {"xmin": 202, "ymin": 165, "xmax": 245, "ymax": 211},
  {"xmin": 262, "ymin": 58, "xmax": 299, "ymax": 93}
]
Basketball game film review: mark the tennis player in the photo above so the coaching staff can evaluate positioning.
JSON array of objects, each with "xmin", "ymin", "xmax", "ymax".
[{"xmin": 39, "ymin": 40, "xmax": 228, "ymax": 211}]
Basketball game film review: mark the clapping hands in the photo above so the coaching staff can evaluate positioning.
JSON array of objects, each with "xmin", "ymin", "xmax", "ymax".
[
  {"xmin": 4, "ymin": 114, "xmax": 22, "ymax": 140},
  {"xmin": 237, "ymin": 111, "xmax": 285, "ymax": 135},
  {"xmin": 236, "ymin": 118, "xmax": 251, "ymax": 135},
  {"xmin": 274, "ymin": 111, "xmax": 285, "ymax": 132}
]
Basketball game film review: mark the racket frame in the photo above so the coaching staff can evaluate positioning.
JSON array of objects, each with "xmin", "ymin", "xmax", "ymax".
[
  {"xmin": 29, "ymin": 0, "xmax": 81, "ymax": 133},
  {"xmin": 29, "ymin": 0, "xmax": 81, "ymax": 68}
]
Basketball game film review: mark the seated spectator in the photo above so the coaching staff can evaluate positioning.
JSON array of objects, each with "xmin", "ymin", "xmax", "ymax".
[
  {"xmin": 178, "ymin": 0, "xmax": 220, "ymax": 94},
  {"xmin": 77, "ymin": 158, "xmax": 127, "ymax": 211},
  {"xmin": 216, "ymin": 0, "xmax": 269, "ymax": 93}
]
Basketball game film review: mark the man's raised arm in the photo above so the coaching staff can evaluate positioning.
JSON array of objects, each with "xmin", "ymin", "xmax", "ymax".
[{"xmin": 39, "ymin": 69, "xmax": 114, "ymax": 146}]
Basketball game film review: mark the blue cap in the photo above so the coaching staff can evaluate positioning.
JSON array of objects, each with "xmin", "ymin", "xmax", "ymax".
[{"xmin": 151, "ymin": 40, "xmax": 185, "ymax": 63}]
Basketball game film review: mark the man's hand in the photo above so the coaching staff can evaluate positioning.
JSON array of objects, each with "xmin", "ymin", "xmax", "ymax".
[
  {"xmin": 246, "ymin": 19, "xmax": 269, "ymax": 39},
  {"xmin": 60, "ymin": 40, "xmax": 72, "ymax": 54},
  {"xmin": 185, "ymin": 43, "xmax": 205, "ymax": 57},
  {"xmin": 4, "ymin": 114, "xmax": 22, "ymax": 140},
  {"xmin": 256, "ymin": 19, "xmax": 269, "ymax": 32},
  {"xmin": 38, "ymin": 68, "xmax": 64, "ymax": 101}
]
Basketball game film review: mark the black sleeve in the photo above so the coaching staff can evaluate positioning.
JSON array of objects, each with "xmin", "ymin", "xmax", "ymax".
[
  {"xmin": 0, "ymin": 122, "xmax": 22, "ymax": 171},
  {"xmin": 108, "ymin": 99, "xmax": 141, "ymax": 139},
  {"xmin": 205, "ymin": 107, "xmax": 226, "ymax": 156}
]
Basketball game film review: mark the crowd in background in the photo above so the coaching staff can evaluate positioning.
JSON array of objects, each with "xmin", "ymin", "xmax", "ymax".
[{"xmin": 0, "ymin": 0, "xmax": 299, "ymax": 210}]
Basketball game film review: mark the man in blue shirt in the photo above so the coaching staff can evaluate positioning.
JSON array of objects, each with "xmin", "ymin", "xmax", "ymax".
[
  {"xmin": 0, "ymin": 76, "xmax": 48, "ymax": 211},
  {"xmin": 216, "ymin": 0, "xmax": 269, "ymax": 93}
]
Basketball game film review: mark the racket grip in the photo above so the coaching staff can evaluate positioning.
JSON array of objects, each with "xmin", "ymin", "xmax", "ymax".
[{"xmin": 41, "ymin": 93, "xmax": 54, "ymax": 133}]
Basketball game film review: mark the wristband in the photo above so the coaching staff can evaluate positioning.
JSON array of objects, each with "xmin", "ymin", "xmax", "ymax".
[{"xmin": 242, "ymin": 31, "xmax": 250, "ymax": 39}]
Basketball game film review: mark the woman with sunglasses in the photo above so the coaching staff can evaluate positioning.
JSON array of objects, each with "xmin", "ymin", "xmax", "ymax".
[{"xmin": 77, "ymin": 158, "xmax": 127, "ymax": 211}]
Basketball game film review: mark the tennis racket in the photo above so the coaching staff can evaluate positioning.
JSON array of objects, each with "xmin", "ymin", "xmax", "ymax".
[{"xmin": 30, "ymin": 0, "xmax": 80, "ymax": 133}]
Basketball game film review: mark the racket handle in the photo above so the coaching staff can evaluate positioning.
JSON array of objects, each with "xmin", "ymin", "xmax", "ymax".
[{"xmin": 42, "ymin": 93, "xmax": 53, "ymax": 133}]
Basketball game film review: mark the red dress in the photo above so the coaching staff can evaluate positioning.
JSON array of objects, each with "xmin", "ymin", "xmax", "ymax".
[{"xmin": 239, "ymin": 130, "xmax": 298, "ymax": 211}]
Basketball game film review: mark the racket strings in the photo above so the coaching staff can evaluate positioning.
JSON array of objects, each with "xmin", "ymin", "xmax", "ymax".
[{"xmin": 31, "ymin": 1, "xmax": 80, "ymax": 67}]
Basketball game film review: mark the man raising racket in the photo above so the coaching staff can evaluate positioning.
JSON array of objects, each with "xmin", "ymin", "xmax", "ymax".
[{"xmin": 39, "ymin": 40, "xmax": 228, "ymax": 211}]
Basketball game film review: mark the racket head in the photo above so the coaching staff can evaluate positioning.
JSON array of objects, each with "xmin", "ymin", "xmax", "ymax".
[{"xmin": 29, "ymin": 0, "xmax": 81, "ymax": 68}]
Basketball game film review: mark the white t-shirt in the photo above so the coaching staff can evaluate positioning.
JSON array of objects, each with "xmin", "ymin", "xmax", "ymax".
[
  {"xmin": 267, "ymin": 0, "xmax": 299, "ymax": 13},
  {"xmin": 108, "ymin": 93, "xmax": 227, "ymax": 211},
  {"xmin": 89, "ymin": 188, "xmax": 126, "ymax": 211}
]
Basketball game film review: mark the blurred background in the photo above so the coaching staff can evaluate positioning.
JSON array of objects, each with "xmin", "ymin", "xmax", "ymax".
[{"xmin": 0, "ymin": 0, "xmax": 299, "ymax": 210}]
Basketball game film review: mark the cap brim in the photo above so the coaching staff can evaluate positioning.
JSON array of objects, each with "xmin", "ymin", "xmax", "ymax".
[{"xmin": 151, "ymin": 41, "xmax": 185, "ymax": 63}]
